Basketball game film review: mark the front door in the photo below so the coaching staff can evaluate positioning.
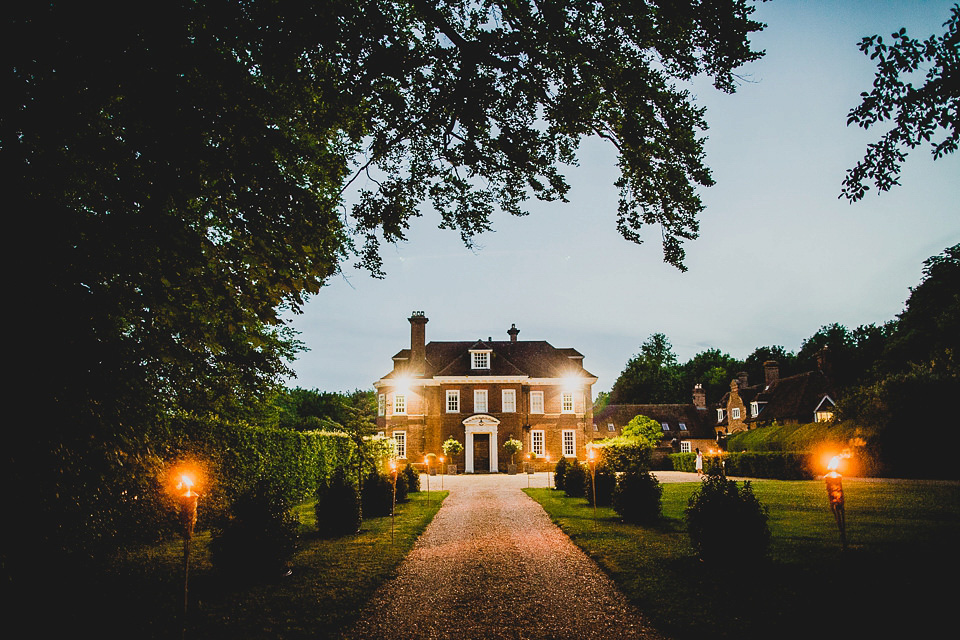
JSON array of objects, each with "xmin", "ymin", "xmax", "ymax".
[{"xmin": 473, "ymin": 433, "xmax": 490, "ymax": 473}]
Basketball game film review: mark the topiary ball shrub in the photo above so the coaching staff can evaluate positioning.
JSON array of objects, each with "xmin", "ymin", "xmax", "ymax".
[
  {"xmin": 685, "ymin": 473, "xmax": 770, "ymax": 564},
  {"xmin": 563, "ymin": 459, "xmax": 587, "ymax": 498},
  {"xmin": 553, "ymin": 456, "xmax": 569, "ymax": 491},
  {"xmin": 211, "ymin": 479, "xmax": 300, "ymax": 580},
  {"xmin": 395, "ymin": 469, "xmax": 409, "ymax": 503},
  {"xmin": 314, "ymin": 467, "xmax": 361, "ymax": 538},
  {"xmin": 361, "ymin": 471, "xmax": 395, "ymax": 518},
  {"xmin": 403, "ymin": 462, "xmax": 420, "ymax": 493},
  {"xmin": 613, "ymin": 469, "xmax": 663, "ymax": 525},
  {"xmin": 586, "ymin": 462, "xmax": 617, "ymax": 507}
]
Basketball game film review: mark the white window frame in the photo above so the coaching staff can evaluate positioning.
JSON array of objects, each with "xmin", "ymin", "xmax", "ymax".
[
  {"xmin": 378, "ymin": 393, "xmax": 385, "ymax": 416},
  {"xmin": 446, "ymin": 389, "xmax": 460, "ymax": 413},
  {"xmin": 394, "ymin": 393, "xmax": 406, "ymax": 415},
  {"xmin": 530, "ymin": 390, "xmax": 544, "ymax": 414},
  {"xmin": 502, "ymin": 389, "xmax": 516, "ymax": 413},
  {"xmin": 562, "ymin": 429, "xmax": 576, "ymax": 457},
  {"xmin": 731, "ymin": 407, "xmax": 741, "ymax": 420},
  {"xmin": 393, "ymin": 430, "xmax": 407, "ymax": 459},
  {"xmin": 561, "ymin": 392, "xmax": 574, "ymax": 413},
  {"xmin": 680, "ymin": 441, "xmax": 692, "ymax": 453},
  {"xmin": 607, "ymin": 423, "xmax": 616, "ymax": 432},
  {"xmin": 531, "ymin": 430, "xmax": 544, "ymax": 456},
  {"xmin": 750, "ymin": 402, "xmax": 759, "ymax": 418},
  {"xmin": 471, "ymin": 350, "xmax": 491, "ymax": 370},
  {"xmin": 717, "ymin": 408, "xmax": 726, "ymax": 421},
  {"xmin": 474, "ymin": 389, "xmax": 488, "ymax": 413}
]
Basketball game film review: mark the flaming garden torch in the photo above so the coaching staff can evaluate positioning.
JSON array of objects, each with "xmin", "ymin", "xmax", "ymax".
[{"xmin": 825, "ymin": 456, "xmax": 847, "ymax": 550}]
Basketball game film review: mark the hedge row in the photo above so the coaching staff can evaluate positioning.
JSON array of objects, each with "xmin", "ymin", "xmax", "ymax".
[{"xmin": 669, "ymin": 452, "xmax": 815, "ymax": 480}]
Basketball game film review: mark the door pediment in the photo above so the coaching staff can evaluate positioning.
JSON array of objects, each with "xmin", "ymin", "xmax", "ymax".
[{"xmin": 462, "ymin": 414, "xmax": 500, "ymax": 430}]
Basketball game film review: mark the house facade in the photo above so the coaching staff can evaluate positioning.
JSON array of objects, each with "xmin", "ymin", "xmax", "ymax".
[
  {"xmin": 715, "ymin": 360, "xmax": 836, "ymax": 434},
  {"xmin": 374, "ymin": 312, "xmax": 597, "ymax": 472}
]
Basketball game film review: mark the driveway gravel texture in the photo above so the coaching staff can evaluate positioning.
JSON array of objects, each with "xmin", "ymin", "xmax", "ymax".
[{"xmin": 343, "ymin": 472, "xmax": 676, "ymax": 640}]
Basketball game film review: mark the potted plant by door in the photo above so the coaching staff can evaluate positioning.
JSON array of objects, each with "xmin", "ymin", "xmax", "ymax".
[
  {"xmin": 442, "ymin": 436, "xmax": 464, "ymax": 475},
  {"xmin": 504, "ymin": 437, "xmax": 523, "ymax": 474}
]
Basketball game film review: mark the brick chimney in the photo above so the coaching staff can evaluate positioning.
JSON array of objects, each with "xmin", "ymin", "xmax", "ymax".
[
  {"xmin": 737, "ymin": 371, "xmax": 749, "ymax": 389},
  {"xmin": 408, "ymin": 311, "xmax": 428, "ymax": 374},
  {"xmin": 508, "ymin": 323, "xmax": 519, "ymax": 343},
  {"xmin": 693, "ymin": 383, "xmax": 706, "ymax": 409},
  {"xmin": 763, "ymin": 360, "xmax": 779, "ymax": 389}
]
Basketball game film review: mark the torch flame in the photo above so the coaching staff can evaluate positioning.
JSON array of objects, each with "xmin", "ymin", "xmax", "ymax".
[{"xmin": 177, "ymin": 473, "xmax": 196, "ymax": 497}]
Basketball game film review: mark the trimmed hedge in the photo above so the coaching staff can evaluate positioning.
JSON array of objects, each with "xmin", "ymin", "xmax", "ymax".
[{"xmin": 669, "ymin": 451, "xmax": 815, "ymax": 480}]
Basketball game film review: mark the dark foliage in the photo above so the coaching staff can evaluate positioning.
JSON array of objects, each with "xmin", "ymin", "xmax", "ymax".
[
  {"xmin": 613, "ymin": 469, "xmax": 663, "ymax": 525},
  {"xmin": 362, "ymin": 471, "xmax": 397, "ymax": 518},
  {"xmin": 585, "ymin": 462, "xmax": 617, "ymax": 507},
  {"xmin": 563, "ymin": 459, "xmax": 587, "ymax": 499},
  {"xmin": 686, "ymin": 473, "xmax": 770, "ymax": 564},
  {"xmin": 314, "ymin": 467, "xmax": 361, "ymax": 538},
  {"xmin": 553, "ymin": 455, "xmax": 569, "ymax": 491},
  {"xmin": 403, "ymin": 462, "xmax": 420, "ymax": 493},
  {"xmin": 211, "ymin": 479, "xmax": 300, "ymax": 580},
  {"xmin": 841, "ymin": 5, "xmax": 959, "ymax": 201}
]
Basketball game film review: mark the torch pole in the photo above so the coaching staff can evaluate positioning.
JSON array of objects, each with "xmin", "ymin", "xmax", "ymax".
[
  {"xmin": 825, "ymin": 470, "xmax": 847, "ymax": 551},
  {"xmin": 179, "ymin": 492, "xmax": 198, "ymax": 638}
]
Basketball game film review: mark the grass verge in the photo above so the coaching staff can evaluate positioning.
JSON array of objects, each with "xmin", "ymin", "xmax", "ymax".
[
  {"xmin": 525, "ymin": 478, "xmax": 959, "ymax": 640},
  {"xmin": 38, "ymin": 490, "xmax": 447, "ymax": 639}
]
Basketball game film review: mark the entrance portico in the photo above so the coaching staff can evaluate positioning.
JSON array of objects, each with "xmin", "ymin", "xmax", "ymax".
[{"xmin": 463, "ymin": 414, "xmax": 499, "ymax": 473}]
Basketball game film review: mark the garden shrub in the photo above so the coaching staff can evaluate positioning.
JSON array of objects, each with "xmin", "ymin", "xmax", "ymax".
[
  {"xmin": 314, "ymin": 467, "xmax": 361, "ymax": 538},
  {"xmin": 361, "ymin": 470, "xmax": 395, "ymax": 518},
  {"xmin": 563, "ymin": 459, "xmax": 587, "ymax": 498},
  {"xmin": 403, "ymin": 462, "xmax": 420, "ymax": 492},
  {"xmin": 670, "ymin": 452, "xmax": 814, "ymax": 479},
  {"xmin": 211, "ymin": 478, "xmax": 300, "ymax": 579},
  {"xmin": 613, "ymin": 469, "xmax": 663, "ymax": 524},
  {"xmin": 596, "ymin": 436, "xmax": 653, "ymax": 472},
  {"xmin": 685, "ymin": 472, "xmax": 770, "ymax": 564},
  {"xmin": 585, "ymin": 462, "xmax": 617, "ymax": 507},
  {"xmin": 395, "ymin": 469, "xmax": 409, "ymax": 503},
  {"xmin": 553, "ymin": 456, "xmax": 569, "ymax": 491}
]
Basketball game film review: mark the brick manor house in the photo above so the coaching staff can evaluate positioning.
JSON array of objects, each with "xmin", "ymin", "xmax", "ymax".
[{"xmin": 374, "ymin": 312, "xmax": 597, "ymax": 472}]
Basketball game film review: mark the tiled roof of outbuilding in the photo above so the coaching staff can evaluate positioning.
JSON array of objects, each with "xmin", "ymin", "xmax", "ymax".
[{"xmin": 594, "ymin": 403, "xmax": 714, "ymax": 439}]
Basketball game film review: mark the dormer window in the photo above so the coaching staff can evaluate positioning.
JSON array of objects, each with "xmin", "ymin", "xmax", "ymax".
[
  {"xmin": 717, "ymin": 408, "xmax": 726, "ymax": 422},
  {"xmin": 471, "ymin": 350, "xmax": 491, "ymax": 370},
  {"xmin": 731, "ymin": 407, "xmax": 741, "ymax": 420}
]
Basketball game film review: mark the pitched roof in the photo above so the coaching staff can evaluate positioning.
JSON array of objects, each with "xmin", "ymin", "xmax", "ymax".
[
  {"xmin": 749, "ymin": 370, "xmax": 834, "ymax": 423},
  {"xmin": 594, "ymin": 403, "xmax": 714, "ymax": 439},
  {"xmin": 383, "ymin": 340, "xmax": 594, "ymax": 380}
]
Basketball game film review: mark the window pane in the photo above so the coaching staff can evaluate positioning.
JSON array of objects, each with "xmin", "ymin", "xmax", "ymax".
[
  {"xmin": 474, "ymin": 389, "xmax": 488, "ymax": 413},
  {"xmin": 446, "ymin": 390, "xmax": 459, "ymax": 413},
  {"xmin": 395, "ymin": 394, "xmax": 406, "ymax": 414},
  {"xmin": 530, "ymin": 391, "xmax": 544, "ymax": 414},
  {"xmin": 532, "ymin": 430, "xmax": 544, "ymax": 456},
  {"xmin": 562, "ymin": 430, "xmax": 575, "ymax": 456},
  {"xmin": 562, "ymin": 392, "xmax": 574, "ymax": 413},
  {"xmin": 502, "ymin": 389, "xmax": 516, "ymax": 413}
]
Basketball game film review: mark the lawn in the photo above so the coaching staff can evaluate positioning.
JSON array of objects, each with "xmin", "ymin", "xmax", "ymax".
[
  {"xmin": 525, "ymin": 478, "xmax": 960, "ymax": 640},
  {"xmin": 40, "ymin": 490, "xmax": 447, "ymax": 639}
]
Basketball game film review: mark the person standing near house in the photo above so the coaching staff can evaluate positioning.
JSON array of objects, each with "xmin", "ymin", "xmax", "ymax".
[{"xmin": 695, "ymin": 448, "xmax": 703, "ymax": 476}]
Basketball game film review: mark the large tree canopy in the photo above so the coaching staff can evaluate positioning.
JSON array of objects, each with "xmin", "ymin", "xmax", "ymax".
[
  {"xmin": 9, "ymin": 1, "xmax": 765, "ymax": 435},
  {"xmin": 841, "ymin": 4, "xmax": 959, "ymax": 201}
]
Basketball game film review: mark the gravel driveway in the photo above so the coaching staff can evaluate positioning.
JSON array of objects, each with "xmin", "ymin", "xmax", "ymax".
[{"xmin": 342, "ymin": 473, "xmax": 667, "ymax": 640}]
